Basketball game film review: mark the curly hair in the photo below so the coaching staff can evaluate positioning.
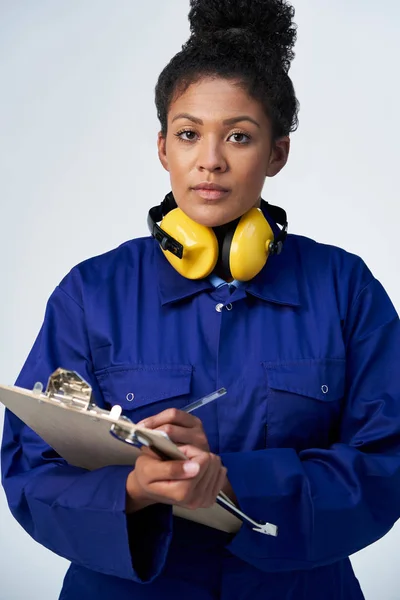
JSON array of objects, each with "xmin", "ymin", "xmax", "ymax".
[{"xmin": 155, "ymin": 0, "xmax": 299, "ymax": 141}]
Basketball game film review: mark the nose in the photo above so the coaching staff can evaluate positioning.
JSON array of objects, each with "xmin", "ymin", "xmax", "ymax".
[{"xmin": 196, "ymin": 137, "xmax": 228, "ymax": 173}]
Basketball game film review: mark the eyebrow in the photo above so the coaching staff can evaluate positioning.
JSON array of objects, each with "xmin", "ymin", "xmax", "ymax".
[{"xmin": 171, "ymin": 113, "xmax": 260, "ymax": 129}]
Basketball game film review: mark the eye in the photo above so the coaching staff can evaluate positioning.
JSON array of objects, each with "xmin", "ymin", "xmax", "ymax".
[
  {"xmin": 175, "ymin": 129, "xmax": 198, "ymax": 142},
  {"xmin": 228, "ymin": 132, "xmax": 251, "ymax": 144}
]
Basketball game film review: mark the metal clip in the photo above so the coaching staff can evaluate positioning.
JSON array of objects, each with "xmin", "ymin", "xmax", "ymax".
[{"xmin": 44, "ymin": 368, "xmax": 95, "ymax": 411}]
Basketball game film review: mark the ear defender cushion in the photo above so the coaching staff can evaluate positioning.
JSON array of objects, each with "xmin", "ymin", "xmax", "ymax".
[
  {"xmin": 229, "ymin": 208, "xmax": 274, "ymax": 281},
  {"xmin": 160, "ymin": 208, "xmax": 219, "ymax": 279}
]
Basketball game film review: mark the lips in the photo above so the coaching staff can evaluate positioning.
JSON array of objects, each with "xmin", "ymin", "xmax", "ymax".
[
  {"xmin": 192, "ymin": 182, "xmax": 229, "ymax": 192},
  {"xmin": 191, "ymin": 182, "xmax": 230, "ymax": 200}
]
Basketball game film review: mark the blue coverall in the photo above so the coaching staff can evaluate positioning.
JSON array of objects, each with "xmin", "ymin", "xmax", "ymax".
[{"xmin": 2, "ymin": 207, "xmax": 400, "ymax": 599}]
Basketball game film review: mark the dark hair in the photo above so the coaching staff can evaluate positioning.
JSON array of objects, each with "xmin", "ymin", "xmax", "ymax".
[{"xmin": 155, "ymin": 0, "xmax": 299, "ymax": 142}]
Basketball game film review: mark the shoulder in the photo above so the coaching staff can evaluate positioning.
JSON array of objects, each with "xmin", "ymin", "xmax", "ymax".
[
  {"xmin": 289, "ymin": 232, "xmax": 365, "ymax": 266},
  {"xmin": 286, "ymin": 233, "xmax": 377, "ymax": 312},
  {"xmin": 57, "ymin": 236, "xmax": 156, "ymax": 305}
]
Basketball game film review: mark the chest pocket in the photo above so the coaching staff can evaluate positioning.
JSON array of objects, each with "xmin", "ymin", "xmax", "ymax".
[
  {"xmin": 262, "ymin": 358, "xmax": 346, "ymax": 451},
  {"xmin": 95, "ymin": 364, "xmax": 193, "ymax": 422}
]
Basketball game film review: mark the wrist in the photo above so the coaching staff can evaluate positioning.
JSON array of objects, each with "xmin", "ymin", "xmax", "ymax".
[{"xmin": 125, "ymin": 471, "xmax": 156, "ymax": 514}]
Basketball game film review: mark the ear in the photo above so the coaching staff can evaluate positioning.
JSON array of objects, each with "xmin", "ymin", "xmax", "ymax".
[
  {"xmin": 266, "ymin": 136, "xmax": 290, "ymax": 178},
  {"xmin": 157, "ymin": 132, "xmax": 169, "ymax": 172}
]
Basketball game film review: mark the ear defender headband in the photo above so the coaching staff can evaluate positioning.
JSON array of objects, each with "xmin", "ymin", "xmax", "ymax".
[{"xmin": 147, "ymin": 192, "xmax": 288, "ymax": 281}]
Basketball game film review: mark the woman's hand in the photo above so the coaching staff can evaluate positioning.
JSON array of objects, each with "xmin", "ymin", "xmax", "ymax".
[
  {"xmin": 126, "ymin": 445, "xmax": 227, "ymax": 514},
  {"xmin": 137, "ymin": 408, "xmax": 210, "ymax": 452}
]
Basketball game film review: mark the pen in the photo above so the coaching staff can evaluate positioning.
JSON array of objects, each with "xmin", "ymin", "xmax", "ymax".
[{"xmin": 182, "ymin": 387, "xmax": 227, "ymax": 413}]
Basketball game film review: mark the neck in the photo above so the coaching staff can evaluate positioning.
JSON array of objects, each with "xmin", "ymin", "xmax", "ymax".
[
  {"xmin": 212, "ymin": 219, "xmax": 239, "ymax": 282},
  {"xmin": 213, "ymin": 264, "xmax": 233, "ymax": 283}
]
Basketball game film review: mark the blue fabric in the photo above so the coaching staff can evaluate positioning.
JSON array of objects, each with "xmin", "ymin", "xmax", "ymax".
[{"xmin": 2, "ymin": 210, "xmax": 400, "ymax": 598}]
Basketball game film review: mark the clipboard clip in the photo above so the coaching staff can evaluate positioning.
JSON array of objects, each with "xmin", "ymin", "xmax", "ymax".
[
  {"xmin": 35, "ymin": 369, "xmax": 133, "ymax": 426},
  {"xmin": 40, "ymin": 368, "xmax": 97, "ymax": 410}
]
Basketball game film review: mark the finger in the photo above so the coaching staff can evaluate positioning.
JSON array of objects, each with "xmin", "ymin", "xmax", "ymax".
[
  {"xmin": 144, "ymin": 467, "xmax": 213, "ymax": 506},
  {"xmin": 140, "ymin": 455, "xmax": 201, "ymax": 483},
  {"xmin": 153, "ymin": 424, "xmax": 208, "ymax": 449},
  {"xmin": 204, "ymin": 462, "xmax": 224, "ymax": 505},
  {"xmin": 191, "ymin": 461, "xmax": 218, "ymax": 507},
  {"xmin": 140, "ymin": 446, "xmax": 163, "ymax": 460},
  {"xmin": 212, "ymin": 467, "xmax": 228, "ymax": 504},
  {"xmin": 178, "ymin": 444, "xmax": 209, "ymax": 460},
  {"xmin": 146, "ymin": 478, "xmax": 194, "ymax": 505},
  {"xmin": 187, "ymin": 454, "xmax": 222, "ymax": 508},
  {"xmin": 142, "ymin": 455, "xmax": 214, "ymax": 508},
  {"xmin": 137, "ymin": 408, "xmax": 201, "ymax": 430},
  {"xmin": 154, "ymin": 424, "xmax": 193, "ymax": 444}
]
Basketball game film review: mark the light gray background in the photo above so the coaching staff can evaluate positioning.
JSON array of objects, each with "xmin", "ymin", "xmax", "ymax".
[{"xmin": 0, "ymin": 1, "xmax": 399, "ymax": 598}]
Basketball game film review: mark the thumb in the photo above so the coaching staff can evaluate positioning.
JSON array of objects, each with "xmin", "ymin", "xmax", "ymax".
[{"xmin": 182, "ymin": 460, "xmax": 200, "ymax": 476}]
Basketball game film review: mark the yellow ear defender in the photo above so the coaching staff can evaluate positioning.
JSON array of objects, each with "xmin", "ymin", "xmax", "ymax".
[
  {"xmin": 159, "ymin": 208, "xmax": 219, "ymax": 280},
  {"xmin": 147, "ymin": 192, "xmax": 288, "ymax": 281}
]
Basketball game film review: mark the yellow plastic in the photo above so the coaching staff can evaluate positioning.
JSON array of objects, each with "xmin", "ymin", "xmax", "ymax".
[
  {"xmin": 229, "ymin": 208, "xmax": 274, "ymax": 281},
  {"xmin": 160, "ymin": 208, "xmax": 219, "ymax": 279}
]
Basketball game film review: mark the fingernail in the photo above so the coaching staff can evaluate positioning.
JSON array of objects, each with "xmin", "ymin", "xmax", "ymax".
[
  {"xmin": 183, "ymin": 461, "xmax": 200, "ymax": 476},
  {"xmin": 137, "ymin": 420, "xmax": 147, "ymax": 428}
]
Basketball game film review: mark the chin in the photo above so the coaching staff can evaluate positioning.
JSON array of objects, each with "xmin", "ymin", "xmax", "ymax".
[
  {"xmin": 190, "ymin": 215, "xmax": 233, "ymax": 228},
  {"xmin": 186, "ymin": 207, "xmax": 241, "ymax": 229}
]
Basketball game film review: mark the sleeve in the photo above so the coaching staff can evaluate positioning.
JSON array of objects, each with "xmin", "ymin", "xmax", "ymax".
[
  {"xmin": 220, "ymin": 276, "xmax": 400, "ymax": 573},
  {"xmin": 1, "ymin": 277, "xmax": 173, "ymax": 583}
]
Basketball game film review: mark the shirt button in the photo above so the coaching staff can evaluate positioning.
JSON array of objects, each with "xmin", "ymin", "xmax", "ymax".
[
  {"xmin": 215, "ymin": 303, "xmax": 224, "ymax": 312},
  {"xmin": 226, "ymin": 303, "xmax": 233, "ymax": 311},
  {"xmin": 126, "ymin": 393, "xmax": 135, "ymax": 401},
  {"xmin": 321, "ymin": 385, "xmax": 329, "ymax": 394}
]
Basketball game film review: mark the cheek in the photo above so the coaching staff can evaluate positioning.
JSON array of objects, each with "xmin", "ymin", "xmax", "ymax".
[
  {"xmin": 236, "ymin": 158, "xmax": 266, "ymax": 192},
  {"xmin": 168, "ymin": 154, "xmax": 191, "ymax": 186}
]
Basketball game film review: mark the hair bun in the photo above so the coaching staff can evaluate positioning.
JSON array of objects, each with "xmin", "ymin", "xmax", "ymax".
[{"xmin": 188, "ymin": 0, "xmax": 297, "ymax": 71}]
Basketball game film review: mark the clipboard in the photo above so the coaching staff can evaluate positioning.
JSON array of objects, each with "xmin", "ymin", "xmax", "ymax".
[{"xmin": 0, "ymin": 369, "xmax": 277, "ymax": 536}]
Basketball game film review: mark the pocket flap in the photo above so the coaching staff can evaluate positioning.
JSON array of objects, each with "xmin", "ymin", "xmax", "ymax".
[
  {"xmin": 263, "ymin": 359, "xmax": 345, "ymax": 402},
  {"xmin": 96, "ymin": 364, "xmax": 193, "ymax": 409}
]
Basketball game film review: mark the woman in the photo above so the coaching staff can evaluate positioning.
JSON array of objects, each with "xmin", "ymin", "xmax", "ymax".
[{"xmin": 2, "ymin": 0, "xmax": 400, "ymax": 598}]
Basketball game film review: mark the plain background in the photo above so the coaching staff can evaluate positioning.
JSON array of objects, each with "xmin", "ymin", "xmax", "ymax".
[{"xmin": 0, "ymin": 1, "xmax": 399, "ymax": 598}]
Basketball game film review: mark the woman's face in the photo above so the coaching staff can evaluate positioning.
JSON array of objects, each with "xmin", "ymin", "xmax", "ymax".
[{"xmin": 157, "ymin": 76, "xmax": 290, "ymax": 227}]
